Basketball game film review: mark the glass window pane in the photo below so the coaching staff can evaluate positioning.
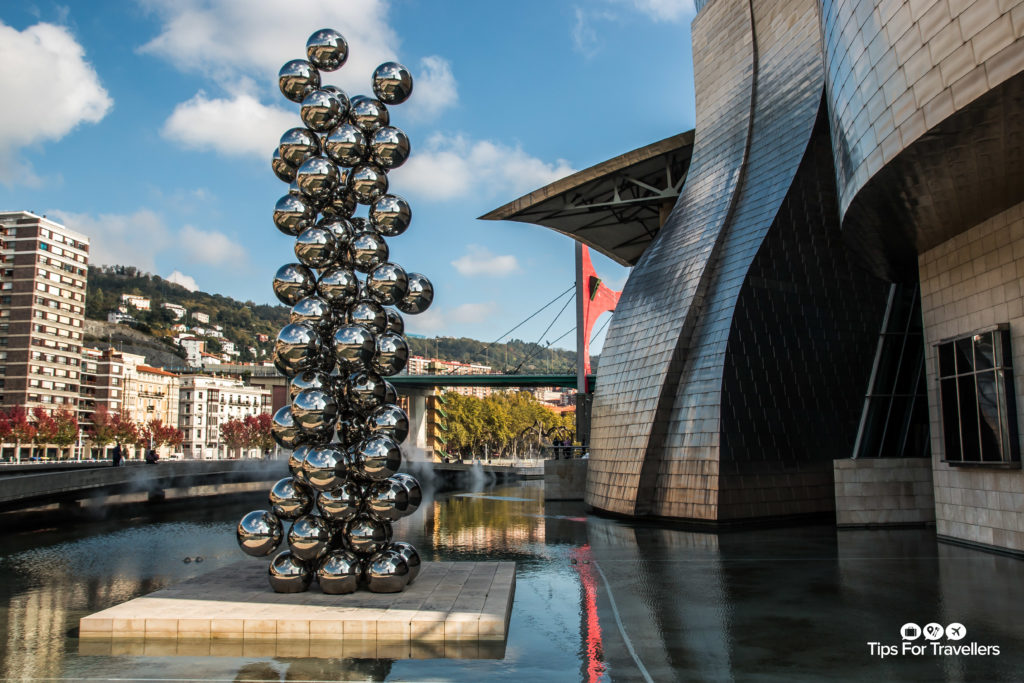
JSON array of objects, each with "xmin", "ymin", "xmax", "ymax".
[
  {"xmin": 940, "ymin": 378, "xmax": 962, "ymax": 461},
  {"xmin": 976, "ymin": 371, "xmax": 1001, "ymax": 461},
  {"xmin": 957, "ymin": 375, "xmax": 981, "ymax": 461},
  {"xmin": 974, "ymin": 332, "xmax": 994, "ymax": 371},
  {"xmin": 939, "ymin": 342, "xmax": 955, "ymax": 378},
  {"xmin": 955, "ymin": 337, "xmax": 974, "ymax": 375}
]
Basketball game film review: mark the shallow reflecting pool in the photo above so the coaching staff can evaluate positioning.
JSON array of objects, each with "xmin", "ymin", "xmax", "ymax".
[{"xmin": 1, "ymin": 479, "xmax": 1023, "ymax": 681}]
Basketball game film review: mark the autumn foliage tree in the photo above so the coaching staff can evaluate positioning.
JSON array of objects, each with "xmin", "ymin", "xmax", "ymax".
[
  {"xmin": 220, "ymin": 412, "xmax": 274, "ymax": 458},
  {"xmin": 141, "ymin": 418, "xmax": 184, "ymax": 452}
]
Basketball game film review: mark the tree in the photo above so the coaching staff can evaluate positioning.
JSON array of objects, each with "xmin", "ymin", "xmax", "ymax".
[
  {"xmin": 0, "ymin": 409, "xmax": 11, "ymax": 461},
  {"xmin": 141, "ymin": 418, "xmax": 184, "ymax": 454},
  {"xmin": 244, "ymin": 412, "xmax": 275, "ymax": 455},
  {"xmin": 9, "ymin": 407, "xmax": 37, "ymax": 463},
  {"xmin": 90, "ymin": 405, "xmax": 117, "ymax": 458},
  {"xmin": 53, "ymin": 409, "xmax": 79, "ymax": 460},
  {"xmin": 220, "ymin": 419, "xmax": 248, "ymax": 458}
]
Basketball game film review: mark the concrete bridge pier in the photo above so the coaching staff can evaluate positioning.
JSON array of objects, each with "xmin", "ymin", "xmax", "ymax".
[{"xmin": 402, "ymin": 385, "xmax": 436, "ymax": 457}]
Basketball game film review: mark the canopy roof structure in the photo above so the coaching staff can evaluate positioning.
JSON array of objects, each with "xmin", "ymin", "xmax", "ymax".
[{"xmin": 479, "ymin": 131, "xmax": 695, "ymax": 266}]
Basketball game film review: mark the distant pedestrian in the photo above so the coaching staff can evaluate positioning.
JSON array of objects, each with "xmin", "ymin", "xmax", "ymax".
[
  {"xmin": 112, "ymin": 443, "xmax": 123, "ymax": 467},
  {"xmin": 145, "ymin": 448, "xmax": 159, "ymax": 465}
]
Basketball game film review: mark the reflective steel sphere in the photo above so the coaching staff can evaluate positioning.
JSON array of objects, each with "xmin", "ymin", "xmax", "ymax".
[
  {"xmin": 317, "ymin": 480, "xmax": 363, "ymax": 522},
  {"xmin": 349, "ymin": 95, "xmax": 390, "ymax": 134},
  {"xmin": 279, "ymin": 59, "xmax": 321, "ymax": 103},
  {"xmin": 288, "ymin": 444, "xmax": 313, "ymax": 483},
  {"xmin": 372, "ymin": 332, "xmax": 409, "ymax": 376},
  {"xmin": 273, "ymin": 263, "xmax": 317, "ymax": 305},
  {"xmin": 397, "ymin": 273, "xmax": 434, "ymax": 314},
  {"xmin": 337, "ymin": 412, "xmax": 370, "ymax": 448},
  {"xmin": 273, "ymin": 194, "xmax": 316, "ymax": 237},
  {"xmin": 372, "ymin": 62, "xmax": 414, "ymax": 105},
  {"xmin": 348, "ymin": 299, "xmax": 388, "ymax": 335},
  {"xmin": 279, "ymin": 127, "xmax": 321, "ymax": 167},
  {"xmin": 346, "ymin": 370, "xmax": 388, "ymax": 414},
  {"xmin": 317, "ymin": 216, "xmax": 355, "ymax": 252},
  {"xmin": 324, "ymin": 123, "xmax": 368, "ymax": 167},
  {"xmin": 345, "ymin": 514, "xmax": 392, "ymax": 555},
  {"xmin": 391, "ymin": 474, "xmax": 422, "ymax": 515},
  {"xmin": 333, "ymin": 323, "xmax": 376, "ymax": 370},
  {"xmin": 365, "ymin": 403, "xmax": 409, "ymax": 444},
  {"xmin": 317, "ymin": 266, "xmax": 360, "ymax": 308},
  {"xmin": 294, "ymin": 226, "xmax": 340, "ymax": 269},
  {"xmin": 389, "ymin": 541, "xmax": 422, "ymax": 582},
  {"xmin": 272, "ymin": 148, "xmax": 297, "ymax": 183},
  {"xmin": 290, "ymin": 296, "xmax": 335, "ymax": 334},
  {"xmin": 291, "ymin": 388, "xmax": 339, "ymax": 435},
  {"xmin": 287, "ymin": 514, "xmax": 332, "ymax": 561},
  {"xmin": 268, "ymin": 550, "xmax": 313, "ymax": 593},
  {"xmin": 365, "ymin": 549, "xmax": 410, "ymax": 593},
  {"xmin": 269, "ymin": 476, "xmax": 314, "ymax": 520},
  {"xmin": 289, "ymin": 369, "xmax": 334, "ymax": 403},
  {"xmin": 300, "ymin": 89, "xmax": 346, "ymax": 132},
  {"xmin": 271, "ymin": 406, "xmax": 304, "ymax": 449},
  {"xmin": 366, "ymin": 262, "xmax": 408, "ymax": 306},
  {"xmin": 385, "ymin": 309, "xmax": 405, "ymax": 336},
  {"xmin": 348, "ymin": 164, "xmax": 389, "ymax": 205},
  {"xmin": 237, "ymin": 510, "xmax": 283, "ymax": 557},
  {"xmin": 366, "ymin": 477, "xmax": 412, "ymax": 521},
  {"xmin": 350, "ymin": 217, "xmax": 369, "ymax": 232},
  {"xmin": 306, "ymin": 28, "xmax": 348, "ymax": 71},
  {"xmin": 349, "ymin": 231, "xmax": 389, "ymax": 273},
  {"xmin": 369, "ymin": 194, "xmax": 412, "ymax": 237},
  {"xmin": 370, "ymin": 126, "xmax": 411, "ymax": 169},
  {"xmin": 302, "ymin": 445, "xmax": 345, "ymax": 491},
  {"xmin": 295, "ymin": 157, "xmax": 339, "ymax": 201},
  {"xmin": 355, "ymin": 434, "xmax": 402, "ymax": 481},
  {"xmin": 383, "ymin": 380, "xmax": 399, "ymax": 406},
  {"xmin": 275, "ymin": 322, "xmax": 322, "ymax": 371},
  {"xmin": 317, "ymin": 550, "xmax": 363, "ymax": 594},
  {"xmin": 320, "ymin": 185, "xmax": 357, "ymax": 219}
]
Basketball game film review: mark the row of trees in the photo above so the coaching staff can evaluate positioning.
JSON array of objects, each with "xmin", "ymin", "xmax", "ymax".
[
  {"xmin": 219, "ymin": 413, "xmax": 275, "ymax": 458},
  {"xmin": 440, "ymin": 391, "xmax": 576, "ymax": 459}
]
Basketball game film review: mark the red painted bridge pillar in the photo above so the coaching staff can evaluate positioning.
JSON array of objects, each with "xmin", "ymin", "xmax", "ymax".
[{"xmin": 575, "ymin": 243, "xmax": 621, "ymax": 445}]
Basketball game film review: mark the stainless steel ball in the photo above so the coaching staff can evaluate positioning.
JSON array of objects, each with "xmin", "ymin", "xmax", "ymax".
[
  {"xmin": 345, "ymin": 514, "xmax": 392, "ymax": 556},
  {"xmin": 273, "ymin": 194, "xmax": 315, "ymax": 237},
  {"xmin": 317, "ymin": 550, "xmax": 362, "ymax": 594},
  {"xmin": 348, "ymin": 164, "xmax": 389, "ymax": 205},
  {"xmin": 279, "ymin": 127, "xmax": 321, "ymax": 167},
  {"xmin": 275, "ymin": 322, "xmax": 322, "ymax": 371},
  {"xmin": 287, "ymin": 514, "xmax": 332, "ymax": 562},
  {"xmin": 333, "ymin": 323, "xmax": 376, "ymax": 370},
  {"xmin": 317, "ymin": 266, "xmax": 360, "ymax": 308},
  {"xmin": 355, "ymin": 434, "xmax": 402, "ymax": 481},
  {"xmin": 372, "ymin": 62, "xmax": 414, "ymax": 105},
  {"xmin": 366, "ymin": 477, "xmax": 412, "ymax": 522},
  {"xmin": 320, "ymin": 185, "xmax": 357, "ymax": 219},
  {"xmin": 295, "ymin": 157, "xmax": 339, "ymax": 202},
  {"xmin": 337, "ymin": 412, "xmax": 370, "ymax": 448},
  {"xmin": 300, "ymin": 89, "xmax": 346, "ymax": 132},
  {"xmin": 366, "ymin": 262, "xmax": 408, "ymax": 306},
  {"xmin": 391, "ymin": 474, "xmax": 422, "ymax": 515},
  {"xmin": 294, "ymin": 226, "xmax": 340, "ymax": 269},
  {"xmin": 345, "ymin": 370, "xmax": 388, "ymax": 414},
  {"xmin": 365, "ymin": 549, "xmax": 410, "ymax": 593},
  {"xmin": 306, "ymin": 28, "xmax": 348, "ymax": 71},
  {"xmin": 279, "ymin": 59, "xmax": 321, "ymax": 103},
  {"xmin": 316, "ymin": 480, "xmax": 363, "ymax": 523},
  {"xmin": 389, "ymin": 541, "xmax": 422, "ymax": 582},
  {"xmin": 365, "ymin": 403, "xmax": 409, "ymax": 444},
  {"xmin": 324, "ymin": 123, "xmax": 367, "ymax": 167},
  {"xmin": 317, "ymin": 216, "xmax": 355, "ymax": 252},
  {"xmin": 397, "ymin": 273, "xmax": 434, "ymax": 314},
  {"xmin": 289, "ymin": 369, "xmax": 333, "ymax": 403},
  {"xmin": 290, "ymin": 296, "xmax": 336, "ymax": 335},
  {"xmin": 288, "ymin": 444, "xmax": 313, "ymax": 483},
  {"xmin": 385, "ymin": 309, "xmax": 405, "ymax": 335},
  {"xmin": 369, "ymin": 194, "xmax": 412, "ymax": 237},
  {"xmin": 349, "ymin": 232, "xmax": 389, "ymax": 273},
  {"xmin": 291, "ymin": 388, "xmax": 339, "ymax": 435},
  {"xmin": 348, "ymin": 299, "xmax": 388, "ymax": 335},
  {"xmin": 301, "ymin": 445, "xmax": 345, "ymax": 491},
  {"xmin": 268, "ymin": 550, "xmax": 313, "ymax": 593},
  {"xmin": 237, "ymin": 510, "xmax": 283, "ymax": 557},
  {"xmin": 273, "ymin": 263, "xmax": 317, "ymax": 305},
  {"xmin": 372, "ymin": 332, "xmax": 409, "ymax": 376},
  {"xmin": 272, "ymin": 148, "xmax": 297, "ymax": 183},
  {"xmin": 370, "ymin": 126, "xmax": 411, "ymax": 170},
  {"xmin": 321, "ymin": 85, "xmax": 350, "ymax": 109},
  {"xmin": 271, "ymin": 406, "xmax": 304, "ymax": 449},
  {"xmin": 383, "ymin": 380, "xmax": 399, "ymax": 406},
  {"xmin": 269, "ymin": 476, "xmax": 314, "ymax": 520},
  {"xmin": 349, "ymin": 95, "xmax": 390, "ymax": 134}
]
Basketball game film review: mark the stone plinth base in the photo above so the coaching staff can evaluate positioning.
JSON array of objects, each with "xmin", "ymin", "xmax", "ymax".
[
  {"xmin": 79, "ymin": 560, "xmax": 514, "ymax": 658},
  {"xmin": 834, "ymin": 458, "xmax": 934, "ymax": 526},
  {"xmin": 544, "ymin": 458, "xmax": 588, "ymax": 500}
]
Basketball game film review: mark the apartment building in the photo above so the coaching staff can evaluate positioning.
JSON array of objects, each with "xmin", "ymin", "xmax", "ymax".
[{"xmin": 178, "ymin": 375, "xmax": 271, "ymax": 459}]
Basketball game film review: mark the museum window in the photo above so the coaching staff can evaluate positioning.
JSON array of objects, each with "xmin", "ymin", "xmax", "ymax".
[{"xmin": 937, "ymin": 326, "xmax": 1020, "ymax": 466}]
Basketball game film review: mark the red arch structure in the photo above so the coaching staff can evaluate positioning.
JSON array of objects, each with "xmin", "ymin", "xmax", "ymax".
[{"xmin": 576, "ymin": 244, "xmax": 621, "ymax": 393}]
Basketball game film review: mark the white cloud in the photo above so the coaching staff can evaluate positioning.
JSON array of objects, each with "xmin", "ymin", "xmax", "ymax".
[
  {"xmin": 138, "ymin": 0, "xmax": 399, "ymax": 95},
  {"xmin": 449, "ymin": 302, "xmax": 495, "ymax": 323},
  {"xmin": 571, "ymin": 8, "xmax": 601, "ymax": 57},
  {"xmin": 451, "ymin": 246, "xmax": 519, "ymax": 277},
  {"xmin": 162, "ymin": 89, "xmax": 295, "ymax": 158},
  {"xmin": 405, "ymin": 302, "xmax": 496, "ymax": 335},
  {"xmin": 623, "ymin": 0, "xmax": 695, "ymax": 22},
  {"xmin": 391, "ymin": 133, "xmax": 574, "ymax": 202},
  {"xmin": 407, "ymin": 56, "xmax": 457, "ymax": 120},
  {"xmin": 179, "ymin": 224, "xmax": 246, "ymax": 265},
  {"xmin": 0, "ymin": 21, "xmax": 112, "ymax": 184},
  {"xmin": 166, "ymin": 270, "xmax": 199, "ymax": 291}
]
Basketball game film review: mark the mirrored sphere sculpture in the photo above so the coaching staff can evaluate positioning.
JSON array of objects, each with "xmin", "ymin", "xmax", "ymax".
[
  {"xmin": 348, "ymin": 164, "xmax": 389, "ymax": 204},
  {"xmin": 316, "ymin": 267, "xmax": 359, "ymax": 307},
  {"xmin": 348, "ymin": 299, "xmax": 387, "ymax": 335},
  {"xmin": 365, "ymin": 403, "xmax": 409, "ymax": 444},
  {"xmin": 301, "ymin": 89, "xmax": 346, "ymax": 132},
  {"xmin": 345, "ymin": 514, "xmax": 392, "ymax": 555},
  {"xmin": 288, "ymin": 444, "xmax": 313, "ymax": 483},
  {"xmin": 365, "ymin": 549, "xmax": 411, "ymax": 593},
  {"xmin": 279, "ymin": 60, "xmax": 321, "ymax": 103},
  {"xmin": 279, "ymin": 127, "xmax": 322, "ymax": 167},
  {"xmin": 294, "ymin": 226, "xmax": 339, "ymax": 269},
  {"xmin": 271, "ymin": 406, "xmax": 303, "ymax": 449},
  {"xmin": 370, "ymin": 126, "xmax": 411, "ymax": 170},
  {"xmin": 345, "ymin": 370, "xmax": 388, "ymax": 413},
  {"xmin": 290, "ymin": 297, "xmax": 335, "ymax": 334},
  {"xmin": 306, "ymin": 28, "xmax": 348, "ymax": 71},
  {"xmin": 349, "ymin": 232, "xmax": 389, "ymax": 273},
  {"xmin": 317, "ymin": 550, "xmax": 362, "ymax": 594},
  {"xmin": 372, "ymin": 332, "xmax": 409, "ymax": 376},
  {"xmin": 268, "ymin": 550, "xmax": 313, "ymax": 592},
  {"xmin": 369, "ymin": 194, "xmax": 411, "ymax": 237},
  {"xmin": 237, "ymin": 510, "xmax": 284, "ymax": 557},
  {"xmin": 275, "ymin": 323, "xmax": 322, "ymax": 371},
  {"xmin": 366, "ymin": 477, "xmax": 412, "ymax": 522},
  {"xmin": 325, "ymin": 123, "xmax": 368, "ymax": 167},
  {"xmin": 287, "ymin": 514, "xmax": 332, "ymax": 561},
  {"xmin": 390, "ymin": 541, "xmax": 422, "ymax": 582},
  {"xmin": 273, "ymin": 264, "xmax": 317, "ymax": 305},
  {"xmin": 356, "ymin": 434, "xmax": 402, "ymax": 481},
  {"xmin": 372, "ymin": 62, "xmax": 414, "ymax": 105},
  {"xmin": 366, "ymin": 262, "xmax": 408, "ymax": 306},
  {"xmin": 316, "ymin": 481, "xmax": 363, "ymax": 522},
  {"xmin": 385, "ymin": 308, "xmax": 405, "ymax": 335},
  {"xmin": 333, "ymin": 324, "xmax": 376, "ymax": 370},
  {"xmin": 391, "ymin": 474, "xmax": 422, "ymax": 515},
  {"xmin": 269, "ymin": 477, "xmax": 314, "ymax": 520},
  {"xmin": 295, "ymin": 157, "xmax": 339, "ymax": 201},
  {"xmin": 272, "ymin": 148, "xmax": 297, "ymax": 182},
  {"xmin": 302, "ymin": 445, "xmax": 346, "ymax": 491},
  {"xmin": 291, "ymin": 388, "xmax": 338, "ymax": 434},
  {"xmin": 397, "ymin": 272, "xmax": 434, "ymax": 314},
  {"xmin": 273, "ymin": 195, "xmax": 315, "ymax": 236},
  {"xmin": 349, "ymin": 95, "xmax": 389, "ymax": 134}
]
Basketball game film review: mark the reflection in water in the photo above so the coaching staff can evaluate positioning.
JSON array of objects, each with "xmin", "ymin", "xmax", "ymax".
[{"xmin": 1, "ymin": 481, "xmax": 1024, "ymax": 680}]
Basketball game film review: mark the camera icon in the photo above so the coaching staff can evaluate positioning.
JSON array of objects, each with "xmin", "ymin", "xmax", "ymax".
[{"xmin": 901, "ymin": 623, "xmax": 922, "ymax": 640}]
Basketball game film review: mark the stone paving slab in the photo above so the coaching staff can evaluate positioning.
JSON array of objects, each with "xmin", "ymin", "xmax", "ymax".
[{"xmin": 79, "ymin": 560, "xmax": 515, "ymax": 658}]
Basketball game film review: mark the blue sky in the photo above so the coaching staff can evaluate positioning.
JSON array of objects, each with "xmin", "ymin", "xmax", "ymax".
[{"xmin": 0, "ymin": 0, "xmax": 697, "ymax": 353}]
